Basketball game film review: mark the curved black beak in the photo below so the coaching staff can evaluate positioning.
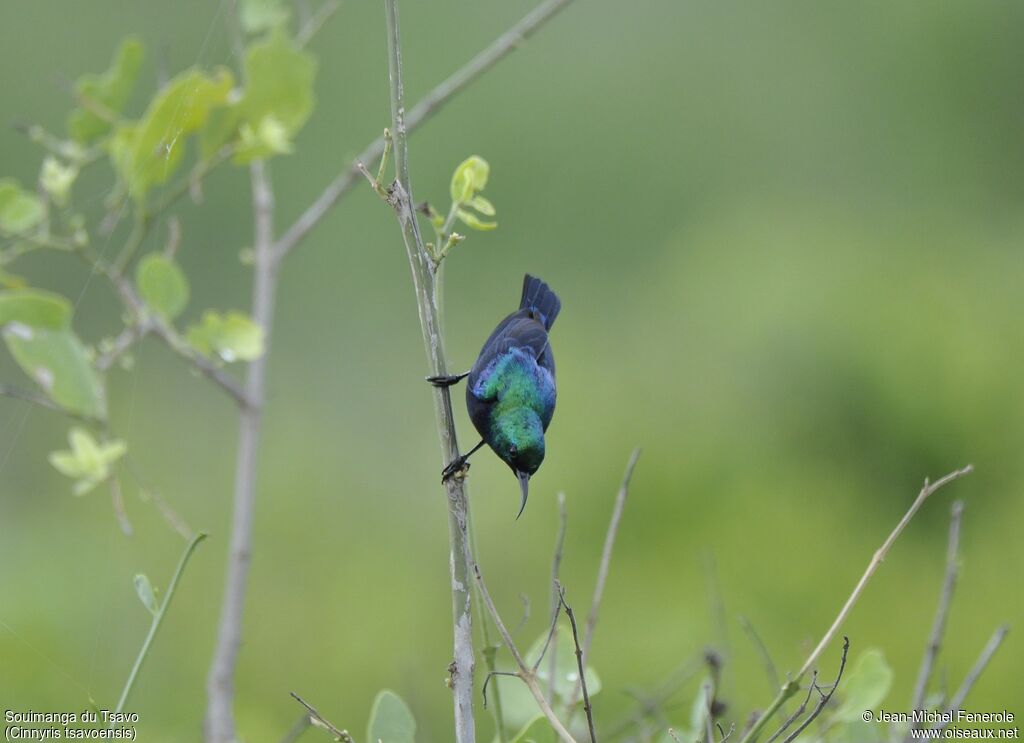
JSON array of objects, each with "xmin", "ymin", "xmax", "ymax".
[{"xmin": 516, "ymin": 471, "xmax": 530, "ymax": 519}]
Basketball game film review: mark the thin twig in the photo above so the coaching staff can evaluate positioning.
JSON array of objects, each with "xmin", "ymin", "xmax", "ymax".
[
  {"xmin": 779, "ymin": 637, "xmax": 849, "ymax": 743},
  {"xmin": 910, "ymin": 501, "xmax": 964, "ymax": 723},
  {"xmin": 567, "ymin": 448, "xmax": 640, "ymax": 709},
  {"xmin": 296, "ymin": 0, "xmax": 341, "ymax": 47},
  {"xmin": 739, "ymin": 465, "xmax": 973, "ymax": 743},
  {"xmin": 546, "ymin": 492, "xmax": 568, "ymax": 705},
  {"xmin": 603, "ymin": 656, "xmax": 703, "ymax": 741},
  {"xmin": 763, "ymin": 673, "xmax": 818, "ymax": 743},
  {"xmin": 585, "ymin": 449, "xmax": 640, "ymax": 656},
  {"xmin": 277, "ymin": 713, "xmax": 311, "ymax": 743},
  {"xmin": 0, "ymin": 383, "xmax": 102, "ymax": 425},
  {"xmin": 937, "ymin": 624, "xmax": 1010, "ymax": 727},
  {"xmin": 483, "ymin": 671, "xmax": 521, "ymax": 709},
  {"xmin": 205, "ymin": 158, "xmax": 279, "ymax": 743},
  {"xmin": 379, "ymin": 2, "xmax": 478, "ymax": 740},
  {"xmin": 273, "ymin": 0, "xmax": 575, "ymax": 260},
  {"xmin": 560, "ymin": 589, "xmax": 598, "ymax": 743},
  {"xmin": 473, "ymin": 563, "xmax": 579, "ymax": 743},
  {"xmin": 290, "ymin": 692, "xmax": 353, "ymax": 742},
  {"xmin": 109, "ymin": 476, "xmax": 133, "ymax": 536},
  {"xmin": 738, "ymin": 615, "xmax": 782, "ymax": 699},
  {"xmin": 115, "ymin": 533, "xmax": 207, "ymax": 714},
  {"xmin": 95, "ymin": 320, "xmax": 152, "ymax": 372}
]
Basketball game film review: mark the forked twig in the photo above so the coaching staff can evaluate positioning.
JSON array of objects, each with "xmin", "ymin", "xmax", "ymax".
[
  {"xmin": 779, "ymin": 637, "xmax": 849, "ymax": 743},
  {"xmin": 472, "ymin": 563, "xmax": 579, "ymax": 743},
  {"xmin": 739, "ymin": 465, "xmax": 973, "ymax": 743},
  {"xmin": 560, "ymin": 589, "xmax": 598, "ymax": 743},
  {"xmin": 290, "ymin": 692, "xmax": 353, "ymax": 742}
]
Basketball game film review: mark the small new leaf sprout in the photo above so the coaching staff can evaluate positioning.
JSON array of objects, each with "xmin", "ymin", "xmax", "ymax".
[
  {"xmin": 133, "ymin": 573, "xmax": 159, "ymax": 615},
  {"xmin": 447, "ymin": 155, "xmax": 497, "ymax": 232},
  {"xmin": 456, "ymin": 209, "xmax": 496, "ymax": 231},
  {"xmin": 185, "ymin": 310, "xmax": 265, "ymax": 363},
  {"xmin": 235, "ymin": 115, "xmax": 295, "ymax": 162},
  {"xmin": 48, "ymin": 426, "xmax": 127, "ymax": 496},
  {"xmin": 376, "ymin": 128, "xmax": 393, "ymax": 186},
  {"xmin": 450, "ymin": 155, "xmax": 490, "ymax": 203},
  {"xmin": 40, "ymin": 157, "xmax": 79, "ymax": 208}
]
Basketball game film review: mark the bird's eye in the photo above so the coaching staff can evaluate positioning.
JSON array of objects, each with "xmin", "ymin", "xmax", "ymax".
[{"xmin": 509, "ymin": 444, "xmax": 518, "ymax": 456}]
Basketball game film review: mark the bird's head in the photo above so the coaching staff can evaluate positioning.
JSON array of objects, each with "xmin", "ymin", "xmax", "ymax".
[{"xmin": 492, "ymin": 408, "xmax": 545, "ymax": 518}]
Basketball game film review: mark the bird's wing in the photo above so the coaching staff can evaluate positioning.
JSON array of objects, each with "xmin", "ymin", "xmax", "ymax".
[{"xmin": 470, "ymin": 310, "xmax": 553, "ymax": 386}]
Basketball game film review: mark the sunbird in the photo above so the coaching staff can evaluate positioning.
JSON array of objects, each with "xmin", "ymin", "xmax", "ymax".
[{"xmin": 428, "ymin": 274, "xmax": 561, "ymax": 518}]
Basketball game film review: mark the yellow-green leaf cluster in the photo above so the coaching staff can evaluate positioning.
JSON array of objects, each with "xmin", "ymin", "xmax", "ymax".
[
  {"xmin": 112, "ymin": 67, "xmax": 234, "ymax": 200},
  {"xmin": 186, "ymin": 310, "xmax": 264, "ymax": 363},
  {"xmin": 67, "ymin": 37, "xmax": 144, "ymax": 145},
  {"xmin": 48, "ymin": 427, "xmax": 126, "ymax": 496},
  {"xmin": 449, "ymin": 156, "xmax": 497, "ymax": 231}
]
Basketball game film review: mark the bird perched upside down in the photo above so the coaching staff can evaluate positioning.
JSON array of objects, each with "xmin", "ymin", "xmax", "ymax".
[{"xmin": 428, "ymin": 274, "xmax": 561, "ymax": 518}]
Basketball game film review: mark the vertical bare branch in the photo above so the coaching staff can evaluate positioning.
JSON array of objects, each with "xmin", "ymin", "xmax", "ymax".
[
  {"xmin": 205, "ymin": 160, "xmax": 280, "ymax": 743},
  {"xmin": 910, "ymin": 500, "xmax": 964, "ymax": 720},
  {"xmin": 380, "ymin": 2, "xmax": 476, "ymax": 740}
]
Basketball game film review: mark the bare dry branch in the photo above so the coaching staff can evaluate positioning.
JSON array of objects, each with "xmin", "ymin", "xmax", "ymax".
[
  {"xmin": 910, "ymin": 500, "xmax": 964, "ymax": 722},
  {"xmin": 779, "ymin": 637, "xmax": 849, "ymax": 743},
  {"xmin": 472, "ymin": 563, "xmax": 579, "ymax": 743},
  {"xmin": 940, "ymin": 624, "xmax": 1010, "ymax": 725},
  {"xmin": 290, "ymin": 692, "xmax": 352, "ymax": 742},
  {"xmin": 739, "ymin": 465, "xmax": 973, "ymax": 743},
  {"xmin": 274, "ymin": 0, "xmax": 576, "ymax": 260},
  {"xmin": 560, "ymin": 589, "xmax": 597, "ymax": 743}
]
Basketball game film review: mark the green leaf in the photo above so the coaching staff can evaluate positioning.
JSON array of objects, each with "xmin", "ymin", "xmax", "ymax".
[
  {"xmin": 239, "ymin": 31, "xmax": 316, "ymax": 135},
  {"xmin": 234, "ymin": 115, "xmax": 294, "ymax": 164},
  {"xmin": 467, "ymin": 195, "xmax": 496, "ymax": 216},
  {"xmin": 240, "ymin": 0, "xmax": 290, "ymax": 33},
  {"xmin": 115, "ymin": 67, "xmax": 234, "ymax": 199},
  {"xmin": 4, "ymin": 327, "xmax": 106, "ymax": 419},
  {"xmin": 508, "ymin": 716, "xmax": 550, "ymax": 743},
  {"xmin": 67, "ymin": 37, "xmax": 144, "ymax": 144},
  {"xmin": 40, "ymin": 157, "xmax": 78, "ymax": 208},
  {"xmin": 133, "ymin": 573, "xmax": 159, "ymax": 615},
  {"xmin": 834, "ymin": 648, "xmax": 893, "ymax": 722},
  {"xmin": 0, "ymin": 179, "xmax": 45, "ymax": 234},
  {"xmin": 456, "ymin": 209, "xmax": 497, "ymax": 231},
  {"xmin": 366, "ymin": 690, "xmax": 416, "ymax": 743},
  {"xmin": 0, "ymin": 289, "xmax": 72, "ymax": 330},
  {"xmin": 450, "ymin": 156, "xmax": 490, "ymax": 203},
  {"xmin": 200, "ymin": 32, "xmax": 315, "ymax": 162},
  {"xmin": 136, "ymin": 253, "xmax": 189, "ymax": 320},
  {"xmin": 186, "ymin": 310, "xmax": 264, "ymax": 362}
]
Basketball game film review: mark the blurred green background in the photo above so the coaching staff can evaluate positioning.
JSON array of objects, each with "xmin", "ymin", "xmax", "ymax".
[{"xmin": 1, "ymin": 1, "xmax": 1021, "ymax": 740}]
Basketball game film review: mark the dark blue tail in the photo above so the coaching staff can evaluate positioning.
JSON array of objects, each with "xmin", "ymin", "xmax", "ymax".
[{"xmin": 520, "ymin": 274, "xmax": 561, "ymax": 331}]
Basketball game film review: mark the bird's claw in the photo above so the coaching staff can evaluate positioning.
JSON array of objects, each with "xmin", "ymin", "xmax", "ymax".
[
  {"xmin": 426, "ymin": 372, "xmax": 469, "ymax": 388},
  {"xmin": 441, "ymin": 457, "xmax": 470, "ymax": 482}
]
